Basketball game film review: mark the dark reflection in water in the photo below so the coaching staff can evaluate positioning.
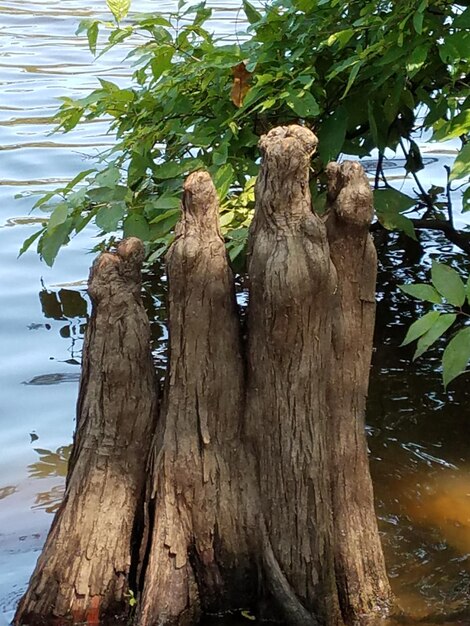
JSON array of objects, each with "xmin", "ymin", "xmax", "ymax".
[
  {"xmin": 368, "ymin": 230, "xmax": 470, "ymax": 621},
  {"xmin": 23, "ymin": 373, "xmax": 80, "ymax": 385},
  {"xmin": 23, "ymin": 234, "xmax": 470, "ymax": 625}
]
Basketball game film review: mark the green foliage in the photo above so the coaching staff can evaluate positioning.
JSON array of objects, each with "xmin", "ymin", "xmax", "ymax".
[
  {"xmin": 20, "ymin": 0, "xmax": 470, "ymax": 266},
  {"xmin": 400, "ymin": 261, "xmax": 470, "ymax": 387}
]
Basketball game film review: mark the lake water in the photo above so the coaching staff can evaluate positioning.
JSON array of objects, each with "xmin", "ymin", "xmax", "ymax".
[{"xmin": 0, "ymin": 2, "xmax": 468, "ymax": 625}]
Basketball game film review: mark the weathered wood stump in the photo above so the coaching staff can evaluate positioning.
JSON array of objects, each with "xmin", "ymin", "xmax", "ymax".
[
  {"xmin": 15, "ymin": 128, "xmax": 392, "ymax": 626},
  {"xmin": 325, "ymin": 162, "xmax": 392, "ymax": 622},
  {"xmin": 245, "ymin": 126, "xmax": 341, "ymax": 626},
  {"xmin": 138, "ymin": 172, "xmax": 257, "ymax": 626},
  {"xmin": 15, "ymin": 238, "xmax": 158, "ymax": 626}
]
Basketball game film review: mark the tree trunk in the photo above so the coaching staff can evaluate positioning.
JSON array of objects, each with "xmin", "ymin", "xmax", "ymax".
[
  {"xmin": 245, "ymin": 126, "xmax": 342, "ymax": 626},
  {"xmin": 15, "ymin": 238, "xmax": 158, "ymax": 626},
  {"xmin": 325, "ymin": 162, "xmax": 392, "ymax": 623},
  {"xmin": 137, "ymin": 172, "xmax": 257, "ymax": 626},
  {"xmin": 15, "ymin": 129, "xmax": 393, "ymax": 626}
]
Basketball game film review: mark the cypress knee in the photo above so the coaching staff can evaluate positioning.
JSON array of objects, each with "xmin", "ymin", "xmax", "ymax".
[
  {"xmin": 15, "ymin": 238, "xmax": 158, "ymax": 626},
  {"xmin": 245, "ymin": 125, "xmax": 342, "ymax": 625},
  {"xmin": 138, "ymin": 172, "xmax": 257, "ymax": 626},
  {"xmin": 325, "ymin": 162, "xmax": 392, "ymax": 623}
]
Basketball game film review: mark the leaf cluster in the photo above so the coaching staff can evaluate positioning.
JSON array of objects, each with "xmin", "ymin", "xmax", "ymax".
[
  {"xmin": 400, "ymin": 261, "xmax": 470, "ymax": 387},
  {"xmin": 19, "ymin": 0, "xmax": 470, "ymax": 265}
]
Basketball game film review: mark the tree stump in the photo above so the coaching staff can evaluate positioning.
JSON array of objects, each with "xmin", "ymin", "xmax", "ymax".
[
  {"xmin": 15, "ymin": 238, "xmax": 158, "ymax": 626},
  {"xmin": 138, "ymin": 172, "xmax": 257, "ymax": 626},
  {"xmin": 245, "ymin": 126, "xmax": 341, "ymax": 625},
  {"xmin": 325, "ymin": 162, "xmax": 392, "ymax": 622},
  {"xmin": 16, "ymin": 130, "xmax": 393, "ymax": 626}
]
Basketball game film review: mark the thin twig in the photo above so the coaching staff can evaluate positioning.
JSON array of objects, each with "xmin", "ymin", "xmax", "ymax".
[{"xmin": 444, "ymin": 165, "xmax": 454, "ymax": 228}]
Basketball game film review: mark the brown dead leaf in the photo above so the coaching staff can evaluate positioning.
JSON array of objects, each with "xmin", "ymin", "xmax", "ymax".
[{"xmin": 231, "ymin": 62, "xmax": 252, "ymax": 108}]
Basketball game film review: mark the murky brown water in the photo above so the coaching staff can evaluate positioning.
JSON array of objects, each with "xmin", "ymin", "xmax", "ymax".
[{"xmin": 0, "ymin": 2, "xmax": 468, "ymax": 625}]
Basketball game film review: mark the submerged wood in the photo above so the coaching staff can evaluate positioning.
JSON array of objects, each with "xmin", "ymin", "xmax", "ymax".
[
  {"xmin": 15, "ymin": 238, "xmax": 158, "ymax": 626},
  {"xmin": 138, "ymin": 172, "xmax": 257, "ymax": 626}
]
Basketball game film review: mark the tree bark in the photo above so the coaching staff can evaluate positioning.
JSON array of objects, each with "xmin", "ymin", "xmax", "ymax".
[
  {"xmin": 325, "ymin": 162, "xmax": 392, "ymax": 623},
  {"xmin": 15, "ymin": 238, "xmax": 158, "ymax": 626},
  {"xmin": 245, "ymin": 126, "xmax": 342, "ymax": 626},
  {"xmin": 137, "ymin": 172, "xmax": 257, "ymax": 626},
  {"xmin": 15, "ymin": 130, "xmax": 393, "ymax": 626}
]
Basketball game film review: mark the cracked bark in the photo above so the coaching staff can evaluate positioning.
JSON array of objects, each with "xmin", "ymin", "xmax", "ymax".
[
  {"xmin": 14, "ymin": 238, "xmax": 158, "ymax": 626},
  {"xmin": 15, "ymin": 127, "xmax": 392, "ymax": 626},
  {"xmin": 245, "ymin": 126, "xmax": 342, "ymax": 626},
  {"xmin": 325, "ymin": 162, "xmax": 392, "ymax": 623},
  {"xmin": 138, "ymin": 172, "xmax": 257, "ymax": 626}
]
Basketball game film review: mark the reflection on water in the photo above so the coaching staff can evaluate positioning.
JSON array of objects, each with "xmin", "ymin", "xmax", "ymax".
[
  {"xmin": 0, "ymin": 486, "xmax": 17, "ymax": 501},
  {"xmin": 367, "ymin": 232, "xmax": 470, "ymax": 622},
  {"xmin": 28, "ymin": 446, "xmax": 71, "ymax": 480},
  {"xmin": 23, "ymin": 372, "xmax": 80, "ymax": 385}
]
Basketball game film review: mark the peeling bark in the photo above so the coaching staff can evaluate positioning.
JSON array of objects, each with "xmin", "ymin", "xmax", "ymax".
[
  {"xmin": 15, "ymin": 238, "xmax": 158, "ymax": 626},
  {"xmin": 245, "ymin": 126, "xmax": 342, "ymax": 625},
  {"xmin": 325, "ymin": 162, "xmax": 392, "ymax": 623},
  {"xmin": 138, "ymin": 172, "xmax": 257, "ymax": 626}
]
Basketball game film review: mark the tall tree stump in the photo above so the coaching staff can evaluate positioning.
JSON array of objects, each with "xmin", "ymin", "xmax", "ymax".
[
  {"xmin": 245, "ymin": 126, "xmax": 341, "ymax": 626},
  {"xmin": 15, "ymin": 238, "xmax": 158, "ymax": 626},
  {"xmin": 325, "ymin": 162, "xmax": 392, "ymax": 622},
  {"xmin": 15, "ymin": 130, "xmax": 392, "ymax": 626},
  {"xmin": 138, "ymin": 172, "xmax": 257, "ymax": 626},
  {"xmin": 245, "ymin": 126, "xmax": 391, "ymax": 625}
]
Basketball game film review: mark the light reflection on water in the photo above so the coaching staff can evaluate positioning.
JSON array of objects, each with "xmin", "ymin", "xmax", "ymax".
[{"xmin": 0, "ymin": 1, "xmax": 469, "ymax": 625}]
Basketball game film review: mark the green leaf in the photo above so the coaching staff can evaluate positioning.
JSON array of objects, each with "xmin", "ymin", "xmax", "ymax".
[
  {"xmin": 106, "ymin": 0, "xmax": 131, "ymax": 22},
  {"xmin": 432, "ymin": 109, "xmax": 470, "ymax": 141},
  {"xmin": 47, "ymin": 204, "xmax": 69, "ymax": 231},
  {"xmin": 153, "ymin": 159, "xmax": 202, "ymax": 181},
  {"xmin": 414, "ymin": 314, "xmax": 456, "ymax": 360},
  {"xmin": 317, "ymin": 108, "xmax": 348, "ymax": 163},
  {"xmin": 40, "ymin": 219, "xmax": 74, "ymax": 267},
  {"xmin": 449, "ymin": 143, "xmax": 470, "ymax": 182},
  {"xmin": 151, "ymin": 46, "xmax": 174, "ymax": 80},
  {"xmin": 401, "ymin": 310, "xmax": 440, "ymax": 346},
  {"xmin": 286, "ymin": 90, "xmax": 320, "ymax": 118},
  {"xmin": 342, "ymin": 61, "xmax": 362, "ymax": 99},
  {"xmin": 213, "ymin": 163, "xmax": 235, "ymax": 200},
  {"xmin": 442, "ymin": 327, "xmax": 470, "ymax": 388},
  {"xmin": 64, "ymin": 168, "xmax": 96, "ymax": 193},
  {"xmin": 374, "ymin": 188, "xmax": 415, "ymax": 213},
  {"xmin": 399, "ymin": 283, "xmax": 443, "ymax": 304},
  {"xmin": 95, "ymin": 202, "xmax": 126, "ymax": 232},
  {"xmin": 18, "ymin": 229, "xmax": 44, "ymax": 257},
  {"xmin": 87, "ymin": 21, "xmax": 99, "ymax": 55},
  {"xmin": 431, "ymin": 261, "xmax": 466, "ymax": 306},
  {"xmin": 243, "ymin": 0, "xmax": 262, "ymax": 24},
  {"xmin": 406, "ymin": 45, "xmax": 428, "ymax": 76},
  {"xmin": 123, "ymin": 214, "xmax": 150, "ymax": 240},
  {"xmin": 149, "ymin": 195, "xmax": 181, "ymax": 210},
  {"xmin": 76, "ymin": 20, "xmax": 100, "ymax": 55},
  {"xmin": 412, "ymin": 5, "xmax": 426, "ymax": 35},
  {"xmin": 94, "ymin": 165, "xmax": 121, "ymax": 188}
]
